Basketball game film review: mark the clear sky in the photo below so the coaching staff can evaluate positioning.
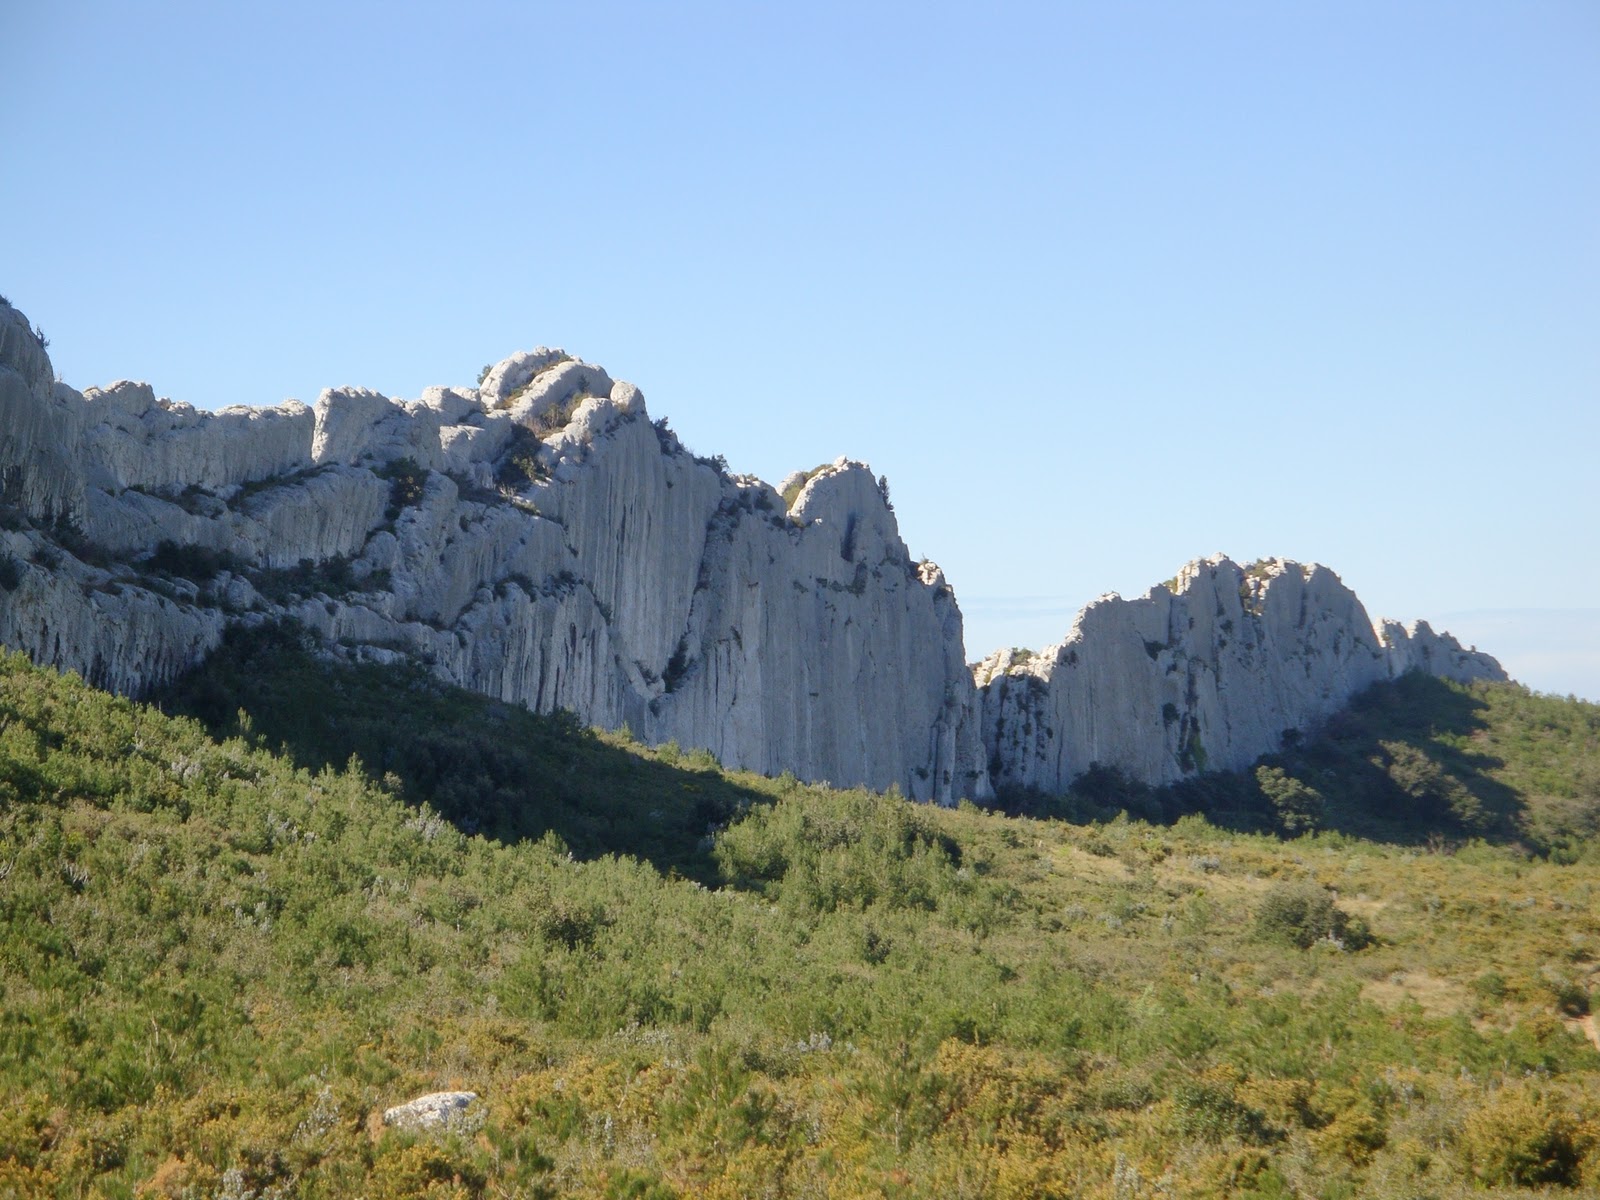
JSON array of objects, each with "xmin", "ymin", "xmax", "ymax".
[{"xmin": 4, "ymin": 1, "xmax": 1597, "ymax": 698}]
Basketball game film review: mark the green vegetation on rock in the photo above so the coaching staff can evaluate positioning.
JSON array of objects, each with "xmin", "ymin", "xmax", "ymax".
[{"xmin": 780, "ymin": 463, "xmax": 831, "ymax": 510}]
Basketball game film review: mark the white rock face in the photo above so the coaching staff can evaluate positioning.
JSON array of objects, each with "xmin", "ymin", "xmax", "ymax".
[
  {"xmin": 80, "ymin": 382, "xmax": 315, "ymax": 495},
  {"xmin": 1379, "ymin": 618, "xmax": 1505, "ymax": 683},
  {"xmin": 630, "ymin": 461, "xmax": 990, "ymax": 801},
  {"xmin": 0, "ymin": 297, "xmax": 1506, "ymax": 802},
  {"xmin": 974, "ymin": 555, "xmax": 1507, "ymax": 793},
  {"xmin": 382, "ymin": 1091, "xmax": 479, "ymax": 1131},
  {"xmin": 0, "ymin": 301, "xmax": 989, "ymax": 801},
  {"xmin": 0, "ymin": 528, "xmax": 226, "ymax": 696}
]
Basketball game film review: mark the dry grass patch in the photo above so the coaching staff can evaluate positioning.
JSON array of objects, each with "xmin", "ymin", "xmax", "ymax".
[
  {"xmin": 1048, "ymin": 843, "xmax": 1137, "ymax": 884},
  {"xmin": 1361, "ymin": 969, "xmax": 1474, "ymax": 1020}
]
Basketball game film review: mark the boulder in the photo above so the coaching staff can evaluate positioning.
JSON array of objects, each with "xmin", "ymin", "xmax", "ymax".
[{"xmin": 382, "ymin": 1091, "xmax": 479, "ymax": 1131}]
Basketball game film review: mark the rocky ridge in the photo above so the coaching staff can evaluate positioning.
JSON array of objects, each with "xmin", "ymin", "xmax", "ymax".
[
  {"xmin": 973, "ymin": 555, "xmax": 1503, "ymax": 793},
  {"xmin": 0, "ymin": 299, "xmax": 987, "ymax": 802},
  {"xmin": 0, "ymin": 297, "xmax": 1503, "ymax": 801}
]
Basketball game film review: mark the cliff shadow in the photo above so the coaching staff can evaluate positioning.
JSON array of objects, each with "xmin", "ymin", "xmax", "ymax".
[
  {"xmin": 1003, "ymin": 674, "xmax": 1527, "ymax": 848},
  {"xmin": 1282, "ymin": 672, "xmax": 1525, "ymax": 845},
  {"xmin": 156, "ymin": 622, "xmax": 772, "ymax": 885}
]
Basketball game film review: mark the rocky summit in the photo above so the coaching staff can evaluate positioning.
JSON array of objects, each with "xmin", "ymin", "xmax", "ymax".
[
  {"xmin": 973, "ymin": 556, "xmax": 1503, "ymax": 793},
  {"xmin": 0, "ymin": 297, "xmax": 1503, "ymax": 801}
]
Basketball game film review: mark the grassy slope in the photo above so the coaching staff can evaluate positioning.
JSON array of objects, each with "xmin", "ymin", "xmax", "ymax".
[{"xmin": 0, "ymin": 643, "xmax": 1597, "ymax": 1198}]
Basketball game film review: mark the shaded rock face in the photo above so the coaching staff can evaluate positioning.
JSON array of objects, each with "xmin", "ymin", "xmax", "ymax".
[
  {"xmin": 973, "ymin": 555, "xmax": 1507, "ymax": 793},
  {"xmin": 0, "ymin": 299, "xmax": 989, "ymax": 802},
  {"xmin": 0, "ymin": 304, "xmax": 85, "ymax": 520},
  {"xmin": 0, "ymin": 296, "xmax": 1505, "ymax": 802}
]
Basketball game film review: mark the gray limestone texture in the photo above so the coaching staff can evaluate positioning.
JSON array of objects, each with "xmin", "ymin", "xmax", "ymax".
[
  {"xmin": 0, "ymin": 295, "xmax": 1506, "ymax": 801},
  {"xmin": 972, "ymin": 555, "xmax": 1506, "ymax": 794},
  {"xmin": 0, "ymin": 298, "xmax": 988, "ymax": 801}
]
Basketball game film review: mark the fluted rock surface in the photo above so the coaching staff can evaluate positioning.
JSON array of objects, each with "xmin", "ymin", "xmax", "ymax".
[
  {"xmin": 0, "ymin": 295, "xmax": 1506, "ymax": 803},
  {"xmin": 0, "ymin": 298, "xmax": 988, "ymax": 801},
  {"xmin": 0, "ymin": 533, "xmax": 226, "ymax": 697},
  {"xmin": 973, "ymin": 555, "xmax": 1506, "ymax": 793}
]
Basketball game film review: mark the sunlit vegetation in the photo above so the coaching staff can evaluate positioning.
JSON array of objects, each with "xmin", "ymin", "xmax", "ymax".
[
  {"xmin": 0, "ymin": 643, "xmax": 1597, "ymax": 1197},
  {"xmin": 780, "ymin": 464, "xmax": 831, "ymax": 510}
]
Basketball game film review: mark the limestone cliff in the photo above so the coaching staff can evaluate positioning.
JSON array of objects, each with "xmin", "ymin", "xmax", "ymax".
[
  {"xmin": 0, "ymin": 298, "xmax": 988, "ymax": 802},
  {"xmin": 973, "ymin": 555, "xmax": 1506, "ymax": 793},
  {"xmin": 0, "ymin": 296, "xmax": 1505, "ymax": 802}
]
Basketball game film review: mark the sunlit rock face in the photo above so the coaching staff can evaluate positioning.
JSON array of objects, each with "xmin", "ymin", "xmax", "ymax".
[
  {"xmin": 0, "ymin": 296, "xmax": 1504, "ymax": 803},
  {"xmin": 0, "ymin": 299, "xmax": 990, "ymax": 802},
  {"xmin": 1378, "ymin": 617, "xmax": 1506, "ymax": 685},
  {"xmin": 973, "ymin": 555, "xmax": 1507, "ymax": 793}
]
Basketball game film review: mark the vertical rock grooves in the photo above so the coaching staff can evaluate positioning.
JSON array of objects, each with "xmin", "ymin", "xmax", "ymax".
[
  {"xmin": 0, "ymin": 298, "xmax": 1503, "ymax": 802},
  {"xmin": 972, "ymin": 556, "xmax": 1505, "ymax": 793}
]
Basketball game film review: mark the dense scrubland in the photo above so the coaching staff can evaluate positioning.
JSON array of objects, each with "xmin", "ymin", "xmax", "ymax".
[{"xmin": 1, "ymin": 631, "xmax": 1597, "ymax": 1198}]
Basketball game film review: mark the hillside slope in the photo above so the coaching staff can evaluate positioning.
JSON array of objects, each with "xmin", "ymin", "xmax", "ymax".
[{"xmin": 2, "ymin": 650, "xmax": 1597, "ymax": 1197}]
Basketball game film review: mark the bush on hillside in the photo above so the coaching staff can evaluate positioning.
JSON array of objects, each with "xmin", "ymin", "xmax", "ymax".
[
  {"xmin": 145, "ymin": 539, "xmax": 238, "ymax": 582},
  {"xmin": 1255, "ymin": 765, "xmax": 1325, "ymax": 834},
  {"xmin": 1253, "ymin": 882, "xmax": 1370, "ymax": 950},
  {"xmin": 1459, "ymin": 1083, "xmax": 1597, "ymax": 1188}
]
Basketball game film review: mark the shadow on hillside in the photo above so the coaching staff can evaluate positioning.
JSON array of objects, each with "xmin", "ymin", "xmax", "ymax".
[
  {"xmin": 1313, "ymin": 675, "xmax": 1522, "ymax": 837},
  {"xmin": 162, "ymin": 627, "xmax": 1536, "ymax": 869},
  {"xmin": 155, "ymin": 623, "xmax": 771, "ymax": 885},
  {"xmin": 1003, "ymin": 674, "xmax": 1528, "ymax": 848}
]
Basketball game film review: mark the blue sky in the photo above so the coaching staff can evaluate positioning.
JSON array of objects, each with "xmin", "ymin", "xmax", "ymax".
[{"xmin": 4, "ymin": 1, "xmax": 1597, "ymax": 698}]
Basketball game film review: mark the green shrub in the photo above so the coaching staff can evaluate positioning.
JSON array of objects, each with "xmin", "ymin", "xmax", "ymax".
[
  {"xmin": 377, "ymin": 457, "xmax": 429, "ymax": 519},
  {"xmin": 1550, "ymin": 978, "xmax": 1592, "ymax": 1018},
  {"xmin": 1070, "ymin": 762, "xmax": 1157, "ymax": 820},
  {"xmin": 1254, "ymin": 765, "xmax": 1324, "ymax": 834},
  {"xmin": 145, "ymin": 539, "xmax": 238, "ymax": 582},
  {"xmin": 1253, "ymin": 882, "xmax": 1370, "ymax": 950},
  {"xmin": 495, "ymin": 426, "xmax": 547, "ymax": 492},
  {"xmin": 48, "ymin": 516, "xmax": 113, "ymax": 567},
  {"xmin": 1471, "ymin": 971, "xmax": 1509, "ymax": 1001},
  {"xmin": 780, "ymin": 463, "xmax": 830, "ymax": 510},
  {"xmin": 713, "ymin": 787, "xmax": 959, "ymax": 912},
  {"xmin": 246, "ymin": 554, "xmax": 358, "ymax": 603},
  {"xmin": 1459, "ymin": 1084, "xmax": 1596, "ymax": 1188},
  {"xmin": 1171, "ymin": 1078, "xmax": 1276, "ymax": 1144}
]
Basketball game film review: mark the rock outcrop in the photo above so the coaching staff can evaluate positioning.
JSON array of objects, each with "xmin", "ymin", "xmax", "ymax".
[
  {"xmin": 0, "ymin": 306, "xmax": 85, "ymax": 521},
  {"xmin": 0, "ymin": 298, "xmax": 988, "ymax": 802},
  {"xmin": 973, "ymin": 555, "xmax": 1506, "ymax": 793},
  {"xmin": 382, "ymin": 1091, "xmax": 479, "ymax": 1131},
  {"xmin": 0, "ymin": 296, "xmax": 1506, "ymax": 802}
]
